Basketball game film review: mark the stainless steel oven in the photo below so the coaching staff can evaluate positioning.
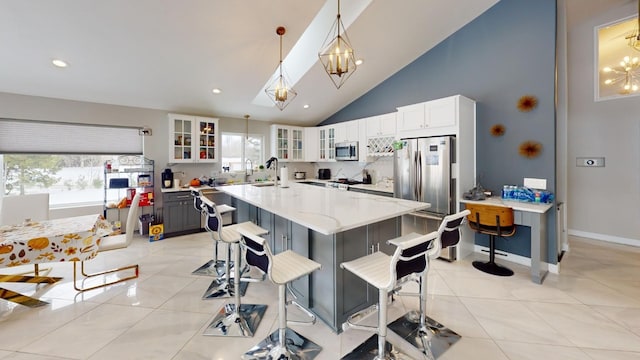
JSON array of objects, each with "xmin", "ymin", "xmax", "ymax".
[{"xmin": 335, "ymin": 141, "xmax": 358, "ymax": 161}]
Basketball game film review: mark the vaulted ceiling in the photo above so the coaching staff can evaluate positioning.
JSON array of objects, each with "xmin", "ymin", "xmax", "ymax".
[{"xmin": 2, "ymin": 0, "xmax": 505, "ymax": 125}]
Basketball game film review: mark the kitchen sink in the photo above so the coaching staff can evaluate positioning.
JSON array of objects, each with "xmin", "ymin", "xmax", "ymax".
[{"xmin": 252, "ymin": 182, "xmax": 275, "ymax": 187}]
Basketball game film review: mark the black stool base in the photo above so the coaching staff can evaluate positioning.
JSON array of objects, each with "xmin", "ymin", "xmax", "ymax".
[
  {"xmin": 243, "ymin": 328, "xmax": 322, "ymax": 360},
  {"xmin": 203, "ymin": 303, "xmax": 267, "ymax": 337},
  {"xmin": 192, "ymin": 259, "xmax": 229, "ymax": 277},
  {"xmin": 387, "ymin": 311, "xmax": 462, "ymax": 359},
  {"xmin": 202, "ymin": 278, "xmax": 248, "ymax": 299},
  {"xmin": 472, "ymin": 260, "xmax": 514, "ymax": 277}
]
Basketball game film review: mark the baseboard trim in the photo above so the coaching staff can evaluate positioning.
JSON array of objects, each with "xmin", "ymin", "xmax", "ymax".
[
  {"xmin": 473, "ymin": 245, "xmax": 558, "ymax": 274},
  {"xmin": 568, "ymin": 229, "xmax": 640, "ymax": 247}
]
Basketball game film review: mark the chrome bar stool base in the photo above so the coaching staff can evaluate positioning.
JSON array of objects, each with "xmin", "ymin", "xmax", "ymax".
[
  {"xmin": 387, "ymin": 310, "xmax": 460, "ymax": 359},
  {"xmin": 192, "ymin": 259, "xmax": 229, "ymax": 277},
  {"xmin": 243, "ymin": 328, "xmax": 322, "ymax": 360},
  {"xmin": 201, "ymin": 278, "xmax": 248, "ymax": 299},
  {"xmin": 341, "ymin": 333, "xmax": 420, "ymax": 360},
  {"xmin": 203, "ymin": 303, "xmax": 267, "ymax": 337}
]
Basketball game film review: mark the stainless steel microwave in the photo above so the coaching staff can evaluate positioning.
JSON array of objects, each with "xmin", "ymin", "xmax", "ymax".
[{"xmin": 336, "ymin": 141, "xmax": 358, "ymax": 161}]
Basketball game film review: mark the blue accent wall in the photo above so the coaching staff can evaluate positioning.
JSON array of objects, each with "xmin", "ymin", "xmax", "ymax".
[{"xmin": 321, "ymin": 0, "xmax": 558, "ymax": 263}]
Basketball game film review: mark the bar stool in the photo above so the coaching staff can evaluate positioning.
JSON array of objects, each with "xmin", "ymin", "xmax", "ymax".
[
  {"xmin": 465, "ymin": 203, "xmax": 516, "ymax": 276},
  {"xmin": 237, "ymin": 228, "xmax": 322, "ymax": 360},
  {"xmin": 191, "ymin": 189, "xmax": 235, "ymax": 279},
  {"xmin": 199, "ymin": 196, "xmax": 269, "ymax": 337},
  {"xmin": 388, "ymin": 210, "xmax": 469, "ymax": 359},
  {"xmin": 341, "ymin": 232, "xmax": 437, "ymax": 360}
]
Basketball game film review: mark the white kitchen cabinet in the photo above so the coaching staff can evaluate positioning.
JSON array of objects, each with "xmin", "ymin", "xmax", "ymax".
[
  {"xmin": 317, "ymin": 125, "xmax": 336, "ymax": 162},
  {"xmin": 168, "ymin": 114, "xmax": 218, "ymax": 163},
  {"xmin": 270, "ymin": 124, "xmax": 304, "ymax": 162},
  {"xmin": 396, "ymin": 96, "xmax": 457, "ymax": 133},
  {"xmin": 335, "ymin": 120, "xmax": 359, "ymax": 143},
  {"xmin": 366, "ymin": 113, "xmax": 396, "ymax": 137},
  {"xmin": 364, "ymin": 113, "xmax": 396, "ymax": 158},
  {"xmin": 304, "ymin": 127, "xmax": 318, "ymax": 162}
]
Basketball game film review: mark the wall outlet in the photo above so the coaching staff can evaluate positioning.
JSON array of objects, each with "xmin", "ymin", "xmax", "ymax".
[{"xmin": 576, "ymin": 157, "xmax": 605, "ymax": 167}]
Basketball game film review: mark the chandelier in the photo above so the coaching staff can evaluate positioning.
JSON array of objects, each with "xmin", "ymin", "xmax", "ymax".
[
  {"xmin": 602, "ymin": 55, "xmax": 640, "ymax": 94},
  {"xmin": 318, "ymin": 0, "xmax": 357, "ymax": 89},
  {"xmin": 265, "ymin": 26, "xmax": 297, "ymax": 110},
  {"xmin": 626, "ymin": 0, "xmax": 640, "ymax": 51}
]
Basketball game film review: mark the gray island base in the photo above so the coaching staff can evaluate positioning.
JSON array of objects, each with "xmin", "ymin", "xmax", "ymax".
[{"xmin": 214, "ymin": 183, "xmax": 429, "ymax": 333}]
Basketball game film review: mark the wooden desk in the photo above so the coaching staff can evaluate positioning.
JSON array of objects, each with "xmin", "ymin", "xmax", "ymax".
[{"xmin": 460, "ymin": 198, "xmax": 553, "ymax": 284}]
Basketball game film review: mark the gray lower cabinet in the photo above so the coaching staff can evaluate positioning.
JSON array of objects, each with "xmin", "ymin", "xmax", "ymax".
[
  {"xmin": 162, "ymin": 192, "xmax": 201, "ymax": 236},
  {"xmin": 233, "ymin": 198, "xmax": 258, "ymax": 224},
  {"xmin": 309, "ymin": 217, "xmax": 400, "ymax": 332}
]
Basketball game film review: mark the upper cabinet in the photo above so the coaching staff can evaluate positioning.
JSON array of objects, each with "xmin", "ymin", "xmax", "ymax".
[
  {"xmin": 366, "ymin": 113, "xmax": 396, "ymax": 137},
  {"xmin": 304, "ymin": 127, "xmax": 318, "ymax": 162},
  {"xmin": 270, "ymin": 124, "xmax": 304, "ymax": 162},
  {"xmin": 317, "ymin": 125, "xmax": 336, "ymax": 162},
  {"xmin": 334, "ymin": 120, "xmax": 359, "ymax": 143},
  {"xmin": 396, "ymin": 96, "xmax": 457, "ymax": 133},
  {"xmin": 168, "ymin": 114, "xmax": 218, "ymax": 163},
  {"xmin": 365, "ymin": 113, "xmax": 397, "ymax": 157}
]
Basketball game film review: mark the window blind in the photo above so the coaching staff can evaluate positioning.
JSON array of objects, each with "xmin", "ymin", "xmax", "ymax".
[{"xmin": 0, "ymin": 118, "xmax": 143, "ymax": 155}]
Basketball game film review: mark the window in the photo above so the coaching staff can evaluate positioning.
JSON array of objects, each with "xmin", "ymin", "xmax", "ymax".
[
  {"xmin": 221, "ymin": 133, "xmax": 264, "ymax": 172},
  {"xmin": 0, "ymin": 119, "xmax": 143, "ymax": 207},
  {"xmin": 595, "ymin": 15, "xmax": 640, "ymax": 101},
  {"xmin": 1, "ymin": 154, "xmax": 120, "ymax": 206}
]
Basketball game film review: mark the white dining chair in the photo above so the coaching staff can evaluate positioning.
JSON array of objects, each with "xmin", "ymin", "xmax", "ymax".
[
  {"xmin": 73, "ymin": 192, "xmax": 141, "ymax": 292},
  {"xmin": 1, "ymin": 193, "xmax": 51, "ymax": 276}
]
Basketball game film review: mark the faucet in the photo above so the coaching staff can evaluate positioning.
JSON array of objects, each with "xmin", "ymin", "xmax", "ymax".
[
  {"xmin": 265, "ymin": 157, "xmax": 279, "ymax": 187},
  {"xmin": 245, "ymin": 158, "xmax": 253, "ymax": 176}
]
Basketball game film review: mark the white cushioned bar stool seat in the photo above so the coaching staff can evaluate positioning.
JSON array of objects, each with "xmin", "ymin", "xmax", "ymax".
[
  {"xmin": 237, "ymin": 228, "xmax": 323, "ymax": 360},
  {"xmin": 388, "ymin": 210, "xmax": 469, "ymax": 359},
  {"xmin": 199, "ymin": 196, "xmax": 269, "ymax": 338},
  {"xmin": 340, "ymin": 232, "xmax": 438, "ymax": 360},
  {"xmin": 191, "ymin": 190, "xmax": 235, "ymax": 278}
]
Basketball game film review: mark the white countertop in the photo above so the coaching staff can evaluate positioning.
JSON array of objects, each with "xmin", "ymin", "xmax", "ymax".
[
  {"xmin": 216, "ymin": 182, "xmax": 428, "ymax": 235},
  {"xmin": 460, "ymin": 196, "xmax": 554, "ymax": 214}
]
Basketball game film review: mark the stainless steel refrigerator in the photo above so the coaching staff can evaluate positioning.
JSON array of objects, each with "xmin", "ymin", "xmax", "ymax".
[{"xmin": 394, "ymin": 135, "xmax": 458, "ymax": 259}]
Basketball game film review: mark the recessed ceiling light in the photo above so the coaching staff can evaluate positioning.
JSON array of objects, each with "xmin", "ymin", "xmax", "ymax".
[
  {"xmin": 52, "ymin": 59, "xmax": 68, "ymax": 68},
  {"xmin": 303, "ymin": 104, "xmax": 310, "ymax": 109},
  {"xmin": 212, "ymin": 88, "xmax": 222, "ymax": 94},
  {"xmin": 355, "ymin": 59, "xmax": 364, "ymax": 66}
]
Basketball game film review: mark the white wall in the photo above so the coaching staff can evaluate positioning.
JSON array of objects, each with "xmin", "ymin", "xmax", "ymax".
[
  {"xmin": 0, "ymin": 92, "xmax": 274, "ymax": 218},
  {"xmin": 567, "ymin": 3, "xmax": 640, "ymax": 246}
]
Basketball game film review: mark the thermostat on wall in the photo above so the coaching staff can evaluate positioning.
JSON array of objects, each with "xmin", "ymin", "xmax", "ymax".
[{"xmin": 576, "ymin": 157, "xmax": 605, "ymax": 167}]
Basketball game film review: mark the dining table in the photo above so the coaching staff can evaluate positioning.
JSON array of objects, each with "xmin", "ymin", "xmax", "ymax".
[{"xmin": 0, "ymin": 214, "xmax": 112, "ymax": 307}]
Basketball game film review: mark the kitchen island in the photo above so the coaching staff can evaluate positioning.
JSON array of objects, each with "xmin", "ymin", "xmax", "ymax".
[{"xmin": 213, "ymin": 182, "xmax": 429, "ymax": 332}]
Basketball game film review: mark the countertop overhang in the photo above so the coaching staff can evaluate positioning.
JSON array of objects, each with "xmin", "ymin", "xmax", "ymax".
[{"xmin": 214, "ymin": 183, "xmax": 429, "ymax": 235}]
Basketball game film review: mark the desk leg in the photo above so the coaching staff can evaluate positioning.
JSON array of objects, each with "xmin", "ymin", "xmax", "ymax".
[{"xmin": 521, "ymin": 212, "xmax": 548, "ymax": 284}]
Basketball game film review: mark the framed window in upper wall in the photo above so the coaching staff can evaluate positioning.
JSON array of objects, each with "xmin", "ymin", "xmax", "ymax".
[{"xmin": 595, "ymin": 15, "xmax": 640, "ymax": 101}]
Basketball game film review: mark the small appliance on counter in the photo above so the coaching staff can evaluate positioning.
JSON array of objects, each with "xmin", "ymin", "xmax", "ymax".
[
  {"xmin": 161, "ymin": 168, "xmax": 174, "ymax": 188},
  {"xmin": 318, "ymin": 168, "xmax": 331, "ymax": 180},
  {"xmin": 362, "ymin": 169, "xmax": 372, "ymax": 184},
  {"xmin": 294, "ymin": 171, "xmax": 306, "ymax": 180}
]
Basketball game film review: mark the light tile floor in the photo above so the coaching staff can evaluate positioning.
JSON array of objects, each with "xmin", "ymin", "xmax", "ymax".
[{"xmin": 1, "ymin": 233, "xmax": 639, "ymax": 359}]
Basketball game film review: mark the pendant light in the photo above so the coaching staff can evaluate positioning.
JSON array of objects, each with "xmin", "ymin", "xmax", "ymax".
[
  {"xmin": 318, "ymin": 0, "xmax": 357, "ymax": 89},
  {"xmin": 628, "ymin": 0, "xmax": 640, "ymax": 51},
  {"xmin": 265, "ymin": 26, "xmax": 297, "ymax": 111}
]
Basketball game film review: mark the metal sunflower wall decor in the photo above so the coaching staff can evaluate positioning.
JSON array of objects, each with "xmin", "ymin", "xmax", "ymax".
[
  {"xmin": 490, "ymin": 124, "xmax": 506, "ymax": 137},
  {"xmin": 517, "ymin": 95, "xmax": 538, "ymax": 112},
  {"xmin": 518, "ymin": 141, "xmax": 543, "ymax": 158}
]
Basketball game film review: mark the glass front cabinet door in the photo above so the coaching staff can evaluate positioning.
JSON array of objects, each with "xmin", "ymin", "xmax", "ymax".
[{"xmin": 169, "ymin": 114, "xmax": 218, "ymax": 163}]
